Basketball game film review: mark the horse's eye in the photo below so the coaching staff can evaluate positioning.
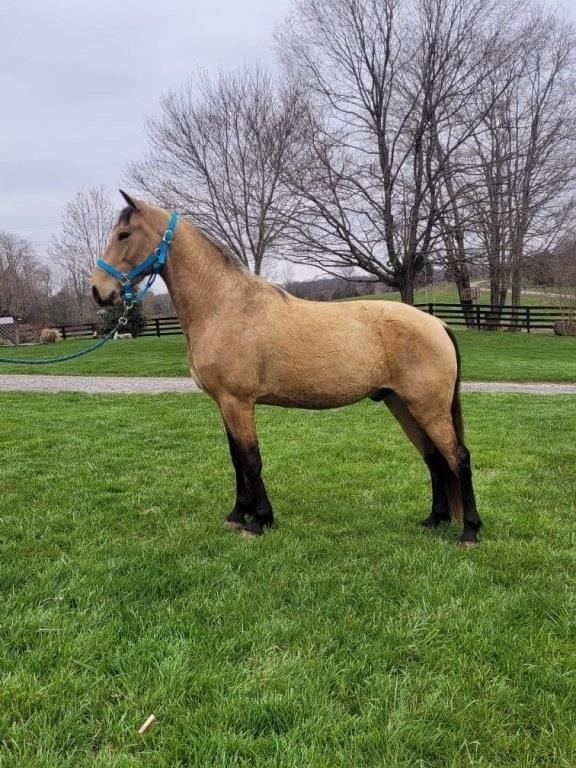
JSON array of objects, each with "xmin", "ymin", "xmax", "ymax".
[{"xmin": 118, "ymin": 231, "xmax": 131, "ymax": 241}]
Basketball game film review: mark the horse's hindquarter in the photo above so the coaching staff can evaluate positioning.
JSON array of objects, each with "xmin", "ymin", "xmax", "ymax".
[{"xmin": 261, "ymin": 300, "xmax": 458, "ymax": 408}]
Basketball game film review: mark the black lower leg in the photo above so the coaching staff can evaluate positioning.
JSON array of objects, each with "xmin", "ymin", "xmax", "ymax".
[
  {"xmin": 227, "ymin": 431, "xmax": 273, "ymax": 535},
  {"xmin": 457, "ymin": 445, "xmax": 483, "ymax": 544},
  {"xmin": 225, "ymin": 429, "xmax": 249, "ymax": 527},
  {"xmin": 421, "ymin": 449, "xmax": 452, "ymax": 528}
]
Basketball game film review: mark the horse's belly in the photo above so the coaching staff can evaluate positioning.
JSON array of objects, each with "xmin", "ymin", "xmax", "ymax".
[
  {"xmin": 257, "ymin": 361, "xmax": 383, "ymax": 409},
  {"xmin": 257, "ymin": 391, "xmax": 365, "ymax": 409}
]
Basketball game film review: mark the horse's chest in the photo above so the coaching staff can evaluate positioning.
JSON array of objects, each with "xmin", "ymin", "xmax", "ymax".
[{"xmin": 185, "ymin": 341, "xmax": 205, "ymax": 391}]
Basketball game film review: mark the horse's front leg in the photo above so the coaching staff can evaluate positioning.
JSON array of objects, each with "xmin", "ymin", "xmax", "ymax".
[{"xmin": 218, "ymin": 396, "xmax": 273, "ymax": 536}]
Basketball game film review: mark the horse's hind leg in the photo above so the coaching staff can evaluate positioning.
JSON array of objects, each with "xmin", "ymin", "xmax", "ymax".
[
  {"xmin": 218, "ymin": 396, "xmax": 273, "ymax": 536},
  {"xmin": 408, "ymin": 406, "xmax": 482, "ymax": 546},
  {"xmin": 422, "ymin": 450, "xmax": 453, "ymax": 528},
  {"xmin": 382, "ymin": 393, "xmax": 451, "ymax": 528}
]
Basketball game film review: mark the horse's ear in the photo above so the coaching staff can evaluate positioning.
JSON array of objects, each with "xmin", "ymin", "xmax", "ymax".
[{"xmin": 119, "ymin": 189, "xmax": 139, "ymax": 210}]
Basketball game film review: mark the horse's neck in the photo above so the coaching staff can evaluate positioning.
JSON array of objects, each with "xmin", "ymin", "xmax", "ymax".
[{"xmin": 162, "ymin": 224, "xmax": 248, "ymax": 334}]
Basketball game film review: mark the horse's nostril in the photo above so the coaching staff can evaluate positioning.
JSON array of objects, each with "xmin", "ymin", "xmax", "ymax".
[{"xmin": 92, "ymin": 285, "xmax": 114, "ymax": 307}]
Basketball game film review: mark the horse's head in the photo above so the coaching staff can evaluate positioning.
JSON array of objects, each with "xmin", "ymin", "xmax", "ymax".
[{"xmin": 90, "ymin": 191, "xmax": 161, "ymax": 307}]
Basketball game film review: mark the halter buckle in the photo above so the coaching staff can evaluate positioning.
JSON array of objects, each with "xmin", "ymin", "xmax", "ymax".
[
  {"xmin": 162, "ymin": 229, "xmax": 174, "ymax": 243},
  {"xmin": 118, "ymin": 274, "xmax": 130, "ymax": 286}
]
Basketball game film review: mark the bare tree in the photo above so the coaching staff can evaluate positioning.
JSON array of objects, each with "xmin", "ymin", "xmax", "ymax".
[
  {"xmin": 278, "ymin": 0, "xmax": 511, "ymax": 303},
  {"xmin": 548, "ymin": 234, "xmax": 576, "ymax": 333},
  {"xmin": 466, "ymin": 11, "xmax": 576, "ymax": 317},
  {"xmin": 49, "ymin": 188, "xmax": 115, "ymax": 321},
  {"xmin": 128, "ymin": 66, "xmax": 304, "ymax": 275},
  {"xmin": 0, "ymin": 231, "xmax": 47, "ymax": 323}
]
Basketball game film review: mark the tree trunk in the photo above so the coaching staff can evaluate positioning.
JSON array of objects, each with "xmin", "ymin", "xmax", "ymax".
[
  {"xmin": 399, "ymin": 272, "xmax": 415, "ymax": 305},
  {"xmin": 487, "ymin": 276, "xmax": 508, "ymax": 330},
  {"xmin": 508, "ymin": 258, "xmax": 522, "ymax": 330},
  {"xmin": 453, "ymin": 264, "xmax": 475, "ymax": 328}
]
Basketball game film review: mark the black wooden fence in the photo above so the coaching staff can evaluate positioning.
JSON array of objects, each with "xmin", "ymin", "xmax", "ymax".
[
  {"xmin": 141, "ymin": 316, "xmax": 183, "ymax": 337},
  {"xmin": 55, "ymin": 322, "xmax": 99, "ymax": 340},
  {"xmin": 55, "ymin": 316, "xmax": 184, "ymax": 340},
  {"xmin": 415, "ymin": 303, "xmax": 569, "ymax": 332},
  {"xmin": 54, "ymin": 305, "xmax": 570, "ymax": 339}
]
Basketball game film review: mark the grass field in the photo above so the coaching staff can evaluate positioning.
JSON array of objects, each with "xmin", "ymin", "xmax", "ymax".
[
  {"xmin": 355, "ymin": 282, "xmax": 561, "ymax": 306},
  {"xmin": 1, "ymin": 392, "xmax": 575, "ymax": 766},
  {"xmin": 1, "ymin": 329, "xmax": 575, "ymax": 382}
]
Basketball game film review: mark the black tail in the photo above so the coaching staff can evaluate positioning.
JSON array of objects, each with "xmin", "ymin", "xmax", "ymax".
[
  {"xmin": 442, "ymin": 325, "xmax": 465, "ymax": 523},
  {"xmin": 444, "ymin": 324, "xmax": 464, "ymax": 444}
]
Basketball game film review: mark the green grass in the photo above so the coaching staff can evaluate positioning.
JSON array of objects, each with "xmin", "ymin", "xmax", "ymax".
[
  {"xmin": 356, "ymin": 283, "xmax": 560, "ymax": 306},
  {"xmin": 1, "ymin": 329, "xmax": 575, "ymax": 382},
  {"xmin": 0, "ymin": 335, "xmax": 190, "ymax": 377},
  {"xmin": 457, "ymin": 332, "xmax": 576, "ymax": 382},
  {"xmin": 1, "ymin": 393, "xmax": 575, "ymax": 766},
  {"xmin": 349, "ymin": 283, "xmax": 459, "ymax": 304}
]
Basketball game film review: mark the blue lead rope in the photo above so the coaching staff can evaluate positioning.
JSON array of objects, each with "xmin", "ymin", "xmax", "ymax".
[
  {"xmin": 0, "ymin": 327, "xmax": 121, "ymax": 366},
  {"xmin": 0, "ymin": 213, "xmax": 179, "ymax": 366}
]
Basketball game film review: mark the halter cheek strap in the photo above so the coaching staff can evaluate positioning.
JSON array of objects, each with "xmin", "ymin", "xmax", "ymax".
[{"xmin": 96, "ymin": 212, "xmax": 179, "ymax": 305}]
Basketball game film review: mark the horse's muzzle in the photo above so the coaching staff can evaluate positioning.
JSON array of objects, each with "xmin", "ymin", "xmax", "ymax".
[{"xmin": 92, "ymin": 285, "xmax": 118, "ymax": 307}]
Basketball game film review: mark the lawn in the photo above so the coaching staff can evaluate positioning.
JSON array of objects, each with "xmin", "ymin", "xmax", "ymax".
[
  {"xmin": 1, "ymin": 392, "xmax": 575, "ymax": 766},
  {"xmin": 1, "ymin": 329, "xmax": 575, "ymax": 382},
  {"xmin": 0, "ymin": 335, "xmax": 191, "ymax": 378},
  {"xmin": 355, "ymin": 282, "xmax": 561, "ymax": 306}
]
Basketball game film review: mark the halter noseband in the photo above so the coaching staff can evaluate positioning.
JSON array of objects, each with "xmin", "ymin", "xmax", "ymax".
[{"xmin": 96, "ymin": 212, "xmax": 179, "ymax": 305}]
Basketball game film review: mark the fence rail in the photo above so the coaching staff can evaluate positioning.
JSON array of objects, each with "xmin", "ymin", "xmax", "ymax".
[
  {"xmin": 50, "ymin": 316, "xmax": 184, "ymax": 340},
  {"xmin": 33, "ymin": 304, "xmax": 574, "ymax": 340},
  {"xmin": 415, "ymin": 303, "xmax": 569, "ymax": 332},
  {"xmin": 56, "ymin": 322, "xmax": 99, "ymax": 340},
  {"xmin": 140, "ymin": 316, "xmax": 183, "ymax": 337}
]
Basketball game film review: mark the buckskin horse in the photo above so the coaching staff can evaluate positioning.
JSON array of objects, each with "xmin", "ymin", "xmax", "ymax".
[{"xmin": 91, "ymin": 192, "xmax": 482, "ymax": 546}]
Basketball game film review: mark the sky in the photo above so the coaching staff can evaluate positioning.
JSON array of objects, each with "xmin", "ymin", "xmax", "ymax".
[
  {"xmin": 1, "ymin": 0, "xmax": 575, "ymax": 277},
  {"xmin": 1, "ymin": 0, "xmax": 292, "ymax": 253}
]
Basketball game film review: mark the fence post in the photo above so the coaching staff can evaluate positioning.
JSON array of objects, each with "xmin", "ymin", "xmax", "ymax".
[
  {"xmin": 155, "ymin": 318, "xmax": 161, "ymax": 337},
  {"xmin": 60, "ymin": 325, "xmax": 67, "ymax": 341},
  {"xmin": 475, "ymin": 305, "xmax": 481, "ymax": 329},
  {"xmin": 526, "ymin": 307, "xmax": 531, "ymax": 334},
  {"xmin": 428, "ymin": 303, "xmax": 434, "ymax": 316}
]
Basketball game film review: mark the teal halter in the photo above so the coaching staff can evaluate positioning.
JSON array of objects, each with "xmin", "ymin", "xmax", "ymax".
[{"xmin": 96, "ymin": 212, "xmax": 179, "ymax": 305}]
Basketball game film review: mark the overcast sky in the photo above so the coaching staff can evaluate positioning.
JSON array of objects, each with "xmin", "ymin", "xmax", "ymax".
[
  {"xmin": 1, "ymin": 0, "xmax": 575, "ymax": 267},
  {"xmin": 1, "ymin": 0, "xmax": 292, "ymax": 253}
]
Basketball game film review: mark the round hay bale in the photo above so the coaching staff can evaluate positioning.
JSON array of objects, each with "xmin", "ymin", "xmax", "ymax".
[
  {"xmin": 554, "ymin": 320, "xmax": 576, "ymax": 336},
  {"xmin": 40, "ymin": 328, "xmax": 62, "ymax": 344}
]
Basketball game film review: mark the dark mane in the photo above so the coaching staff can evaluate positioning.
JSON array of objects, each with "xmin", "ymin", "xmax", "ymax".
[
  {"xmin": 189, "ymin": 218, "xmax": 245, "ymax": 271},
  {"xmin": 190, "ymin": 218, "xmax": 289, "ymax": 300}
]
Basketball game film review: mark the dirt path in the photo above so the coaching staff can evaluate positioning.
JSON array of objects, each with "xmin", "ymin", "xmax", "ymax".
[{"xmin": 0, "ymin": 375, "xmax": 575, "ymax": 395}]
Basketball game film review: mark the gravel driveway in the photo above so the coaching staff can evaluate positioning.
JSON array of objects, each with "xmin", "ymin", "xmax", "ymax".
[{"xmin": 0, "ymin": 375, "xmax": 575, "ymax": 395}]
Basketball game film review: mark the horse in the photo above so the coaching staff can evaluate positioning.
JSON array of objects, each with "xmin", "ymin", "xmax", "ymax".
[{"xmin": 90, "ymin": 192, "xmax": 482, "ymax": 546}]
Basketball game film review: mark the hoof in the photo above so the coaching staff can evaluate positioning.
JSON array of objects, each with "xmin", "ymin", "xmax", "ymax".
[
  {"xmin": 420, "ymin": 514, "xmax": 450, "ymax": 529},
  {"xmin": 459, "ymin": 539, "xmax": 479, "ymax": 549},
  {"xmin": 224, "ymin": 520, "xmax": 245, "ymax": 532},
  {"xmin": 240, "ymin": 528, "xmax": 261, "ymax": 540},
  {"xmin": 241, "ymin": 518, "xmax": 272, "ymax": 538}
]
